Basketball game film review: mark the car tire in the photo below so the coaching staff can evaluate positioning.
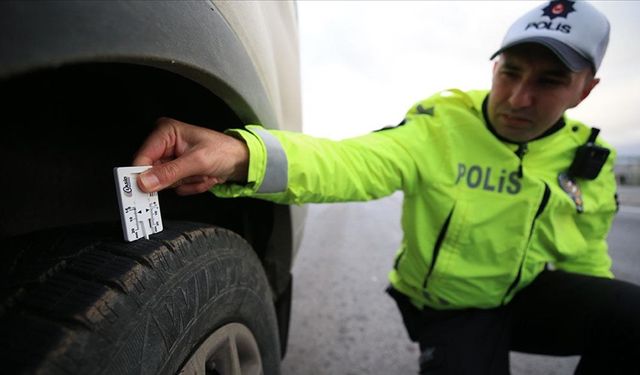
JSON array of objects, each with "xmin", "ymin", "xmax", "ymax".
[{"xmin": 0, "ymin": 221, "xmax": 281, "ymax": 375}]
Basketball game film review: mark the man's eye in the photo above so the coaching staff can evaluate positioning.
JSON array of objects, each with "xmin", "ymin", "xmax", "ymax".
[{"xmin": 500, "ymin": 70, "xmax": 519, "ymax": 78}]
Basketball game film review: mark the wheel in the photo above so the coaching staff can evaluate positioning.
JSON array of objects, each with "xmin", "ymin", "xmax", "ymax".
[{"xmin": 0, "ymin": 221, "xmax": 281, "ymax": 375}]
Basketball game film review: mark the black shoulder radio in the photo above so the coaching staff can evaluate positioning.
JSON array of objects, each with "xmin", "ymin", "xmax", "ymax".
[{"xmin": 568, "ymin": 127, "xmax": 610, "ymax": 180}]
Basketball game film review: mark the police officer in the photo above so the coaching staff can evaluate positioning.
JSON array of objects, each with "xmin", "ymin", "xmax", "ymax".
[{"xmin": 134, "ymin": 1, "xmax": 640, "ymax": 374}]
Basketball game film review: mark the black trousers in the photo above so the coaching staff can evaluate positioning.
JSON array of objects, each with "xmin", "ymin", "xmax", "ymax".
[{"xmin": 388, "ymin": 270, "xmax": 640, "ymax": 375}]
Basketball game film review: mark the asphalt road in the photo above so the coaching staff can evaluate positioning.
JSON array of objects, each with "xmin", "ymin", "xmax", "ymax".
[{"xmin": 280, "ymin": 189, "xmax": 640, "ymax": 375}]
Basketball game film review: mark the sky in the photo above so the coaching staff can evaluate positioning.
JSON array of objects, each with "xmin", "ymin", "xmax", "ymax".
[{"xmin": 297, "ymin": 1, "xmax": 640, "ymax": 156}]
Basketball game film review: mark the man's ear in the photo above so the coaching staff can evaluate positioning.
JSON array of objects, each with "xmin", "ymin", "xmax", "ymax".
[{"xmin": 578, "ymin": 77, "xmax": 600, "ymax": 103}]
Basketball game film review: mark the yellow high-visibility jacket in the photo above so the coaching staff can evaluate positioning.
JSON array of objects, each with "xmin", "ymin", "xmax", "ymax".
[{"xmin": 213, "ymin": 89, "xmax": 618, "ymax": 310}]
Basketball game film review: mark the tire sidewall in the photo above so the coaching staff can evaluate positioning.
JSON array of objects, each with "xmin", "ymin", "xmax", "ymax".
[{"xmin": 159, "ymin": 248, "xmax": 280, "ymax": 375}]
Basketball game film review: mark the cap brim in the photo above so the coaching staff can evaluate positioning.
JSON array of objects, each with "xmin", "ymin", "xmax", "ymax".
[{"xmin": 490, "ymin": 37, "xmax": 593, "ymax": 72}]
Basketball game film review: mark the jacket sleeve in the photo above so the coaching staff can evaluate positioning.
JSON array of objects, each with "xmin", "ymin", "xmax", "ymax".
[
  {"xmin": 210, "ymin": 120, "xmax": 428, "ymax": 205},
  {"xmin": 554, "ymin": 146, "xmax": 618, "ymax": 278}
]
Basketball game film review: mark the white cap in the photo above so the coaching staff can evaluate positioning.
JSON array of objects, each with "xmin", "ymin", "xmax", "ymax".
[{"xmin": 491, "ymin": 0, "xmax": 610, "ymax": 72}]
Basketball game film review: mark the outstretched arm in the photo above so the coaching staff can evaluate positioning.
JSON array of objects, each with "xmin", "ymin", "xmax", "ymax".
[{"xmin": 133, "ymin": 117, "xmax": 249, "ymax": 195}]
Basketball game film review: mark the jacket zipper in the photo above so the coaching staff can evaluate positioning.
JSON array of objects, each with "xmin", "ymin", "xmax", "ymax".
[
  {"xmin": 515, "ymin": 143, "xmax": 528, "ymax": 178},
  {"xmin": 423, "ymin": 206, "xmax": 455, "ymax": 289},
  {"xmin": 501, "ymin": 183, "xmax": 551, "ymax": 303}
]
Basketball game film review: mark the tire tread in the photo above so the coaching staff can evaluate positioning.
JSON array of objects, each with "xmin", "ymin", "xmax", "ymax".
[{"xmin": 0, "ymin": 221, "xmax": 278, "ymax": 375}]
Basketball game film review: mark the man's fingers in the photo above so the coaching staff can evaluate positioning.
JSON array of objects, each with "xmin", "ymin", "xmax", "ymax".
[
  {"xmin": 132, "ymin": 117, "xmax": 243, "ymax": 194},
  {"xmin": 174, "ymin": 178, "xmax": 221, "ymax": 196},
  {"xmin": 132, "ymin": 118, "xmax": 178, "ymax": 167},
  {"xmin": 137, "ymin": 155, "xmax": 202, "ymax": 192},
  {"xmin": 180, "ymin": 175, "xmax": 209, "ymax": 184},
  {"xmin": 137, "ymin": 169, "xmax": 162, "ymax": 192},
  {"xmin": 168, "ymin": 175, "xmax": 208, "ymax": 189},
  {"xmin": 132, "ymin": 155, "xmax": 156, "ymax": 167}
]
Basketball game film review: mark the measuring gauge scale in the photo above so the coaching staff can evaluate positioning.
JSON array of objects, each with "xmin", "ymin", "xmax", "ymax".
[{"xmin": 113, "ymin": 166, "xmax": 163, "ymax": 242}]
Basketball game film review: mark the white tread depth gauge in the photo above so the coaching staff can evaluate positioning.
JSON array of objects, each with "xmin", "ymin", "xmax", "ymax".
[{"xmin": 114, "ymin": 166, "xmax": 163, "ymax": 242}]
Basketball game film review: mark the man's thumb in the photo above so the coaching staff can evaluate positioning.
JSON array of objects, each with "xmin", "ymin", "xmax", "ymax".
[{"xmin": 138, "ymin": 170, "xmax": 161, "ymax": 192}]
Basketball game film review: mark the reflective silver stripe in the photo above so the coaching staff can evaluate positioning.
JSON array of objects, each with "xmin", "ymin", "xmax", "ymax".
[{"xmin": 253, "ymin": 128, "xmax": 288, "ymax": 193}]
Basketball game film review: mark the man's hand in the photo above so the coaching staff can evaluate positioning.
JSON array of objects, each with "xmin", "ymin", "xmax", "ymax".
[{"xmin": 133, "ymin": 117, "xmax": 249, "ymax": 195}]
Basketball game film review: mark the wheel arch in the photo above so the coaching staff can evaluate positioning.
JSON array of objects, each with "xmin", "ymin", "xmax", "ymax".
[
  {"xmin": 0, "ymin": 1, "xmax": 301, "ymax": 354},
  {"xmin": 0, "ymin": 0, "xmax": 278, "ymax": 129}
]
